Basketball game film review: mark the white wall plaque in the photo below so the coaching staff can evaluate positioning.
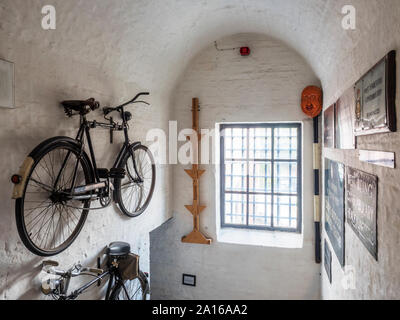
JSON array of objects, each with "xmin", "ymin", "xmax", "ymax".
[
  {"xmin": 0, "ymin": 59, "xmax": 15, "ymax": 109},
  {"xmin": 359, "ymin": 150, "xmax": 395, "ymax": 169}
]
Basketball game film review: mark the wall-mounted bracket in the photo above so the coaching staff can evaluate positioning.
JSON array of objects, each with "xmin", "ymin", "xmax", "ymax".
[{"xmin": 181, "ymin": 98, "xmax": 212, "ymax": 245}]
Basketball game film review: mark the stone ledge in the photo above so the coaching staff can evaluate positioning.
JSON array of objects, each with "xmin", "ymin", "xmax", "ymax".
[{"xmin": 217, "ymin": 227, "xmax": 303, "ymax": 249}]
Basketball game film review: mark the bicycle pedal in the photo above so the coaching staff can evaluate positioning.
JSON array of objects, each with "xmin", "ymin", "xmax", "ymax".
[
  {"xmin": 109, "ymin": 168, "xmax": 125, "ymax": 179},
  {"xmin": 97, "ymin": 168, "xmax": 109, "ymax": 179}
]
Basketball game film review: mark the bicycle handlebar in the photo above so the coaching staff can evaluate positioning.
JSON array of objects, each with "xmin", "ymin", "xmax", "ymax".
[
  {"xmin": 103, "ymin": 92, "xmax": 150, "ymax": 116},
  {"xmin": 127, "ymin": 92, "xmax": 150, "ymax": 105},
  {"xmin": 87, "ymin": 268, "xmax": 103, "ymax": 274},
  {"xmin": 70, "ymin": 267, "xmax": 104, "ymax": 277},
  {"xmin": 43, "ymin": 263, "xmax": 103, "ymax": 278}
]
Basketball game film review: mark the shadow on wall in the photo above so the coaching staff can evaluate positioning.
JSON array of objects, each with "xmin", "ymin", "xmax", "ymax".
[
  {"xmin": 1, "ymin": 0, "xmax": 173, "ymax": 300},
  {"xmin": 0, "ymin": 257, "xmax": 42, "ymax": 300},
  {"xmin": 0, "ymin": 245, "xmax": 111, "ymax": 300},
  {"xmin": 0, "ymin": 126, "xmax": 54, "ymax": 299}
]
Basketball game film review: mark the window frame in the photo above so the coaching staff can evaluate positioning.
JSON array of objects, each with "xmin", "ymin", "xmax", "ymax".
[{"xmin": 219, "ymin": 123, "xmax": 302, "ymax": 233}]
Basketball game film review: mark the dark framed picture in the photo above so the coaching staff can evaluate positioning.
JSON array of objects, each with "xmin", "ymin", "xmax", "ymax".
[
  {"xmin": 324, "ymin": 158, "xmax": 345, "ymax": 268},
  {"xmin": 324, "ymin": 104, "xmax": 335, "ymax": 148},
  {"xmin": 354, "ymin": 50, "xmax": 396, "ymax": 136},
  {"xmin": 336, "ymin": 87, "xmax": 356, "ymax": 149}
]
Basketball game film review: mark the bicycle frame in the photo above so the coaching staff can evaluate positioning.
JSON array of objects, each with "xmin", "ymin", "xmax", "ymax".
[
  {"xmin": 55, "ymin": 110, "xmax": 142, "ymax": 201},
  {"xmin": 48, "ymin": 266, "xmax": 149, "ymax": 300},
  {"xmin": 51, "ymin": 267, "xmax": 117, "ymax": 300}
]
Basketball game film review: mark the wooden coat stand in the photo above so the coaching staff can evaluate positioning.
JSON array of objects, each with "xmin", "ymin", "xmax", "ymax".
[{"xmin": 181, "ymin": 98, "xmax": 212, "ymax": 245}]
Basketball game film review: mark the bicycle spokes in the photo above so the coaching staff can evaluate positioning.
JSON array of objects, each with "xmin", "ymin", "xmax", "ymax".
[
  {"xmin": 120, "ymin": 279, "xmax": 143, "ymax": 300},
  {"xmin": 120, "ymin": 148, "xmax": 153, "ymax": 214},
  {"xmin": 22, "ymin": 147, "xmax": 89, "ymax": 252}
]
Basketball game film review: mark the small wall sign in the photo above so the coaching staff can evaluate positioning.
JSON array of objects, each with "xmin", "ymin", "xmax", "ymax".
[
  {"xmin": 359, "ymin": 150, "xmax": 395, "ymax": 169},
  {"xmin": 346, "ymin": 167, "xmax": 378, "ymax": 260},
  {"xmin": 0, "ymin": 58, "xmax": 14, "ymax": 109},
  {"xmin": 354, "ymin": 51, "xmax": 396, "ymax": 136},
  {"xmin": 182, "ymin": 274, "xmax": 196, "ymax": 287}
]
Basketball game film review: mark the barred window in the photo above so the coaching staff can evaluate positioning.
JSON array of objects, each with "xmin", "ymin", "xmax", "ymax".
[{"xmin": 220, "ymin": 123, "xmax": 302, "ymax": 233}]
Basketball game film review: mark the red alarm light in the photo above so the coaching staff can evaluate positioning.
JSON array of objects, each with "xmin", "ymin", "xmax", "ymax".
[{"xmin": 240, "ymin": 47, "xmax": 251, "ymax": 56}]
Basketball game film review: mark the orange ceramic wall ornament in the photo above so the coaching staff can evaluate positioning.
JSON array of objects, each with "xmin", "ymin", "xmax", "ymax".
[{"xmin": 301, "ymin": 86, "xmax": 323, "ymax": 118}]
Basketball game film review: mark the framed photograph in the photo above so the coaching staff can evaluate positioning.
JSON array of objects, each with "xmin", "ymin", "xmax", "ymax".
[
  {"xmin": 0, "ymin": 58, "xmax": 15, "ymax": 109},
  {"xmin": 336, "ymin": 87, "xmax": 356, "ymax": 149},
  {"xmin": 324, "ymin": 104, "xmax": 335, "ymax": 149},
  {"xmin": 354, "ymin": 50, "xmax": 396, "ymax": 136}
]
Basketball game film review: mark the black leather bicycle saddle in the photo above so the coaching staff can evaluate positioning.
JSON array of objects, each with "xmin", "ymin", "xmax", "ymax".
[
  {"xmin": 107, "ymin": 242, "xmax": 131, "ymax": 257},
  {"xmin": 61, "ymin": 98, "xmax": 100, "ymax": 116}
]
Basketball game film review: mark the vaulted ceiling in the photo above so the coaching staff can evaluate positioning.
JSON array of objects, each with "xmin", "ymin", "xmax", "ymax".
[{"xmin": 2, "ymin": 0, "xmax": 400, "ymax": 102}]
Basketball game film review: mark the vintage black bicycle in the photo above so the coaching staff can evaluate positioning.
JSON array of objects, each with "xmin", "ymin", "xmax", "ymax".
[
  {"xmin": 41, "ymin": 242, "xmax": 149, "ymax": 300},
  {"xmin": 12, "ymin": 93, "xmax": 156, "ymax": 256}
]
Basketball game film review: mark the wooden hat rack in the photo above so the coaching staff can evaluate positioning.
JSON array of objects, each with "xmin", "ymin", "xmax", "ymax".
[{"xmin": 181, "ymin": 98, "xmax": 212, "ymax": 245}]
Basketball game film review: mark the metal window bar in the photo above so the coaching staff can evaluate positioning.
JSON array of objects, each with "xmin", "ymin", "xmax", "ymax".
[{"xmin": 271, "ymin": 128, "xmax": 275, "ymax": 228}]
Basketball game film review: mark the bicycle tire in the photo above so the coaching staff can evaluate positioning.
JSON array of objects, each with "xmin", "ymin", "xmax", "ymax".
[
  {"xmin": 114, "ymin": 144, "xmax": 156, "ymax": 218},
  {"xmin": 15, "ymin": 139, "xmax": 93, "ymax": 256},
  {"xmin": 108, "ymin": 271, "xmax": 149, "ymax": 300}
]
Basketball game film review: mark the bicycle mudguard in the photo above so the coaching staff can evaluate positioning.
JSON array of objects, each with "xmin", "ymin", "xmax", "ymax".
[
  {"xmin": 12, "ymin": 136, "xmax": 94, "ymax": 199},
  {"xmin": 127, "ymin": 142, "xmax": 141, "ymax": 154},
  {"xmin": 28, "ymin": 136, "xmax": 81, "ymax": 158},
  {"xmin": 12, "ymin": 156, "xmax": 34, "ymax": 199}
]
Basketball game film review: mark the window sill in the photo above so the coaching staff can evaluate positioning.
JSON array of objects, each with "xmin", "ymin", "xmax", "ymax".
[{"xmin": 217, "ymin": 227, "xmax": 303, "ymax": 249}]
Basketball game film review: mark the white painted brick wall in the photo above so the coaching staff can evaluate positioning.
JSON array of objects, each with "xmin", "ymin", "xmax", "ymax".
[
  {"xmin": 0, "ymin": 1, "xmax": 171, "ymax": 300},
  {"xmin": 319, "ymin": 2, "xmax": 400, "ymax": 301}
]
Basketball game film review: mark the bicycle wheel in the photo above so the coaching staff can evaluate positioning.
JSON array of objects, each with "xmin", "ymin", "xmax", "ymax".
[
  {"xmin": 114, "ymin": 144, "xmax": 155, "ymax": 218},
  {"xmin": 109, "ymin": 271, "xmax": 149, "ymax": 300},
  {"xmin": 15, "ymin": 140, "xmax": 93, "ymax": 256}
]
